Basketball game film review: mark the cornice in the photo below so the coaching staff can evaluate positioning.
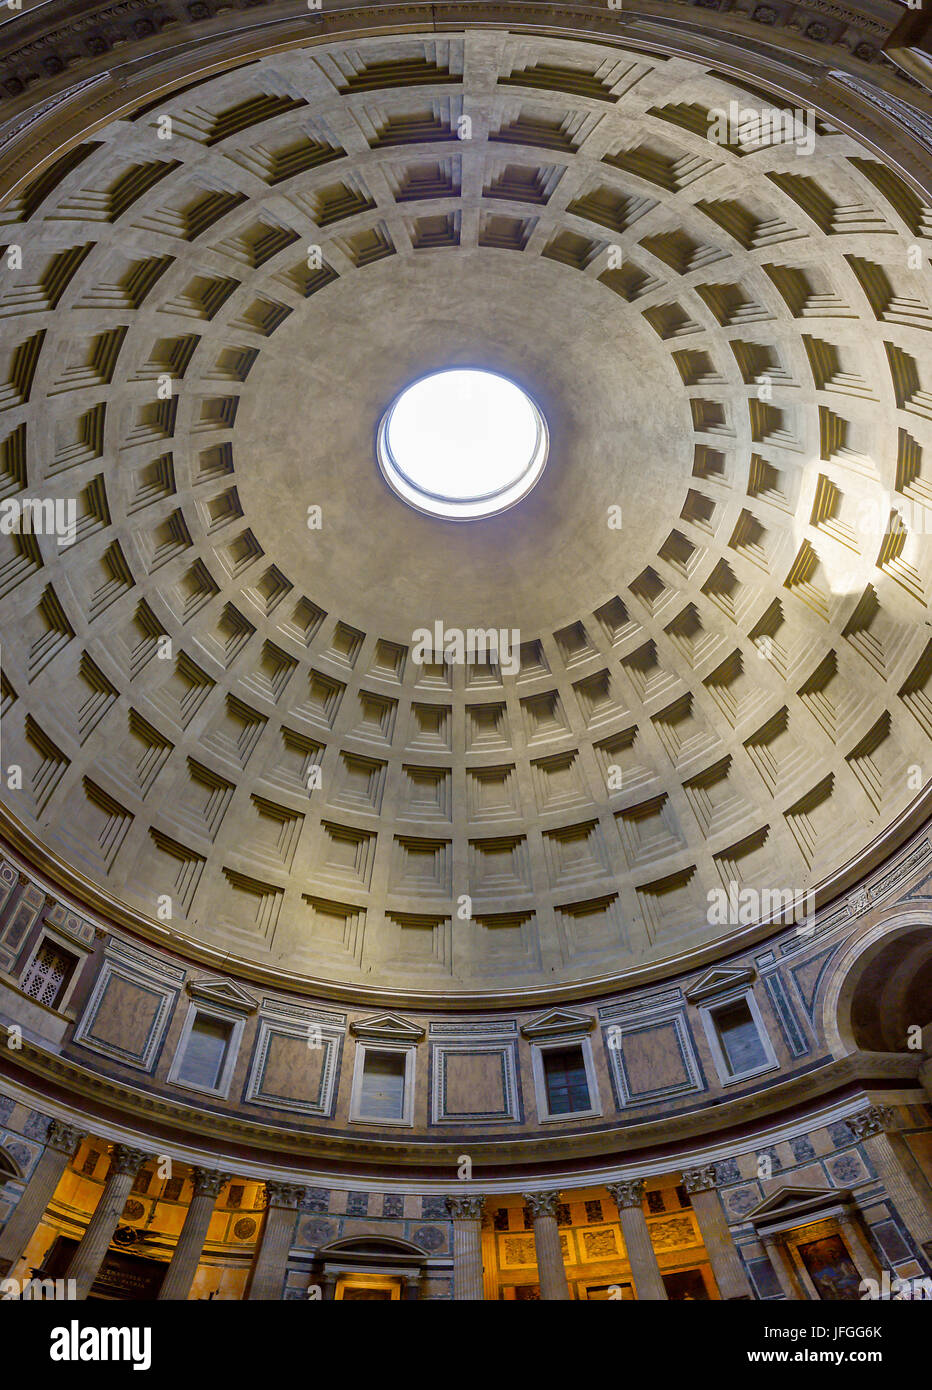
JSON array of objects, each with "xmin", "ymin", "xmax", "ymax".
[
  {"xmin": 0, "ymin": 2, "xmax": 929, "ymax": 205},
  {"xmin": 0, "ymin": 1023, "xmax": 920, "ymax": 1178}
]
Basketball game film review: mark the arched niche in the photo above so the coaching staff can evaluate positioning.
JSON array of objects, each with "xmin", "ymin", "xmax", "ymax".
[
  {"xmin": 0, "ymin": 1146, "xmax": 23, "ymax": 1181},
  {"xmin": 822, "ymin": 908, "xmax": 932, "ymax": 1059},
  {"xmin": 312, "ymin": 1234, "xmax": 435, "ymax": 1301}
]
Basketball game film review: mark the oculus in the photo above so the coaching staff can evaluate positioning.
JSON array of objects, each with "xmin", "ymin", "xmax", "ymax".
[{"xmin": 376, "ymin": 368, "xmax": 548, "ymax": 520}]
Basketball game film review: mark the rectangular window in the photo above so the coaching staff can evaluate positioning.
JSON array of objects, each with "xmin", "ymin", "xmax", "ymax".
[
  {"xmin": 21, "ymin": 940, "xmax": 78, "ymax": 1009},
  {"xmin": 543, "ymin": 1045, "xmax": 590, "ymax": 1115},
  {"xmin": 359, "ymin": 1050, "xmax": 406, "ymax": 1120},
  {"xmin": 713, "ymin": 998, "xmax": 768, "ymax": 1076},
  {"xmin": 177, "ymin": 1013, "xmax": 233, "ymax": 1091}
]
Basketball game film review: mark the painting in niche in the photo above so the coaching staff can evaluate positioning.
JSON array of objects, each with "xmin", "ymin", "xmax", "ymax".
[
  {"xmin": 663, "ymin": 1268, "xmax": 710, "ymax": 1300},
  {"xmin": 796, "ymin": 1234, "xmax": 862, "ymax": 1300},
  {"xmin": 340, "ymin": 1287, "xmax": 394, "ymax": 1300}
]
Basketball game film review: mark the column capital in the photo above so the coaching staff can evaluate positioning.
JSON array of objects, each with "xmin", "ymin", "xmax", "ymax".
[
  {"xmin": 681, "ymin": 1164, "xmax": 718, "ymax": 1194},
  {"xmin": 446, "ymin": 1194, "xmax": 486, "ymax": 1222},
  {"xmin": 46, "ymin": 1120, "xmax": 86, "ymax": 1156},
  {"xmin": 607, "ymin": 1178, "xmax": 645, "ymax": 1210},
  {"xmin": 190, "ymin": 1166, "xmax": 231, "ymax": 1199},
  {"xmin": 108, "ymin": 1144, "xmax": 150, "ymax": 1178},
  {"xmin": 264, "ymin": 1180, "xmax": 305, "ymax": 1209},
  {"xmin": 521, "ymin": 1191, "xmax": 562, "ymax": 1220},
  {"xmin": 846, "ymin": 1104, "xmax": 895, "ymax": 1140}
]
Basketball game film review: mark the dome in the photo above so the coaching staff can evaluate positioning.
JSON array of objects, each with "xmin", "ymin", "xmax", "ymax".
[{"xmin": 0, "ymin": 29, "xmax": 928, "ymax": 999}]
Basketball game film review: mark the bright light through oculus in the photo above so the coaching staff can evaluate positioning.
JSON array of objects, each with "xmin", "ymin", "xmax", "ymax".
[{"xmin": 377, "ymin": 368, "xmax": 548, "ymax": 520}]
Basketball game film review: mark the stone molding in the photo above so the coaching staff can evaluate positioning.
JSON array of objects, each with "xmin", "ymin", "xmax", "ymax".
[
  {"xmin": 1, "ymin": 1018, "xmax": 920, "ymax": 1170},
  {"xmin": 0, "ymin": 0, "xmax": 907, "ymax": 115}
]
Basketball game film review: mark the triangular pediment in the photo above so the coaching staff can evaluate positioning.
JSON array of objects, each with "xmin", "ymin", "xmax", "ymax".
[
  {"xmin": 745, "ymin": 1184, "xmax": 847, "ymax": 1223},
  {"xmin": 350, "ymin": 1012, "xmax": 425, "ymax": 1042},
  {"xmin": 185, "ymin": 976, "xmax": 259, "ymax": 1014},
  {"xmin": 685, "ymin": 965, "xmax": 755, "ymax": 1003},
  {"xmin": 521, "ymin": 1007, "xmax": 595, "ymax": 1039}
]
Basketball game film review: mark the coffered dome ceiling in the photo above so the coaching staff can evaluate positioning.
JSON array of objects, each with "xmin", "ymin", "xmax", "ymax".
[{"xmin": 2, "ymin": 28, "xmax": 931, "ymax": 996}]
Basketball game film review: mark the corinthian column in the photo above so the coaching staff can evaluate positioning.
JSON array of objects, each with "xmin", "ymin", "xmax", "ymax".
[
  {"xmin": 607, "ymin": 1179, "xmax": 668, "ymax": 1300},
  {"xmin": 522, "ymin": 1192, "xmax": 570, "ymax": 1300},
  {"xmin": 919, "ymin": 1054, "xmax": 932, "ymax": 1106},
  {"xmin": 247, "ymin": 1181, "xmax": 305, "ymax": 1301},
  {"xmin": 158, "ymin": 1167, "xmax": 230, "ymax": 1301},
  {"xmin": 681, "ymin": 1165, "xmax": 753, "ymax": 1300},
  {"xmin": 847, "ymin": 1105, "xmax": 932, "ymax": 1263},
  {"xmin": 0, "ymin": 1120, "xmax": 85, "ymax": 1277},
  {"xmin": 446, "ymin": 1194, "xmax": 485, "ymax": 1300},
  {"xmin": 762, "ymin": 1233, "xmax": 807, "ymax": 1300},
  {"xmin": 64, "ymin": 1144, "xmax": 150, "ymax": 1300}
]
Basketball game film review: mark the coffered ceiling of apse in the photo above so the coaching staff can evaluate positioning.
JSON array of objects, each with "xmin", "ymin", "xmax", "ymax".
[{"xmin": 1, "ymin": 29, "xmax": 931, "ymax": 995}]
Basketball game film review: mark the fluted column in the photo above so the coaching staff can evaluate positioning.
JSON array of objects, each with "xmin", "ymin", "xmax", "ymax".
[
  {"xmin": 682, "ymin": 1165, "xmax": 753, "ymax": 1300},
  {"xmin": 247, "ymin": 1181, "xmax": 304, "ymax": 1301},
  {"xmin": 481, "ymin": 1219, "xmax": 497, "ymax": 1302},
  {"xmin": 762, "ymin": 1233, "xmax": 807, "ymax": 1300},
  {"xmin": 837, "ymin": 1211, "xmax": 880, "ymax": 1284},
  {"xmin": 0, "ymin": 1120, "xmax": 85, "ymax": 1277},
  {"xmin": 847, "ymin": 1105, "xmax": 932, "ymax": 1262},
  {"xmin": 608, "ymin": 1180, "xmax": 668, "ymax": 1300},
  {"xmin": 446, "ymin": 1195, "xmax": 485, "ymax": 1300},
  {"xmin": 64, "ymin": 1144, "xmax": 150, "ymax": 1300},
  {"xmin": 157, "ymin": 1167, "xmax": 230, "ymax": 1301},
  {"xmin": 522, "ymin": 1191, "xmax": 570, "ymax": 1300}
]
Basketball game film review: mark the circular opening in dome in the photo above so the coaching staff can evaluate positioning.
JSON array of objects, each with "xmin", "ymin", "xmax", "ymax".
[{"xmin": 376, "ymin": 368, "xmax": 549, "ymax": 520}]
